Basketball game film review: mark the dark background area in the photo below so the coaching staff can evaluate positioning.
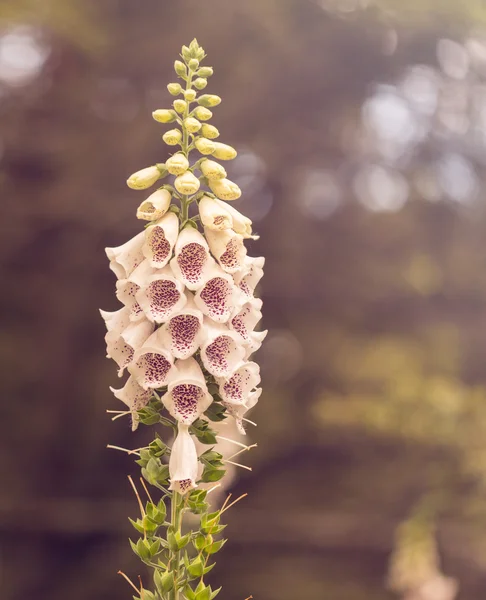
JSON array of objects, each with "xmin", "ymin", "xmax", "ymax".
[{"xmin": 2, "ymin": 1, "xmax": 486, "ymax": 599}]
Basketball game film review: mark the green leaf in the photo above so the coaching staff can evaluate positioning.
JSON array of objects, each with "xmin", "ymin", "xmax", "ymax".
[
  {"xmin": 210, "ymin": 586, "xmax": 222, "ymax": 599},
  {"xmin": 187, "ymin": 556, "xmax": 204, "ymax": 578},
  {"xmin": 204, "ymin": 539, "xmax": 227, "ymax": 555},
  {"xmin": 200, "ymin": 468, "xmax": 226, "ymax": 483},
  {"xmin": 128, "ymin": 517, "xmax": 145, "ymax": 535}
]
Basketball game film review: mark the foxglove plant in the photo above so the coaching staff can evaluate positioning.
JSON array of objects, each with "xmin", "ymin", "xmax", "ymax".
[{"xmin": 101, "ymin": 39, "xmax": 266, "ymax": 600}]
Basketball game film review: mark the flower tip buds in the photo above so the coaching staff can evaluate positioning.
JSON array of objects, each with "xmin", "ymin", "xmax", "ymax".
[
  {"xmin": 212, "ymin": 142, "xmax": 237, "ymax": 160},
  {"xmin": 194, "ymin": 137, "xmax": 216, "ymax": 155},
  {"xmin": 194, "ymin": 77, "xmax": 208, "ymax": 90},
  {"xmin": 136, "ymin": 188, "xmax": 171, "ymax": 221},
  {"xmin": 173, "ymin": 99, "xmax": 187, "ymax": 114},
  {"xmin": 200, "ymin": 159, "xmax": 227, "ymax": 181},
  {"xmin": 174, "ymin": 60, "xmax": 187, "ymax": 77},
  {"xmin": 188, "ymin": 58, "xmax": 199, "ymax": 70},
  {"xmin": 209, "ymin": 178, "xmax": 241, "ymax": 201},
  {"xmin": 184, "ymin": 117, "xmax": 202, "ymax": 133},
  {"xmin": 201, "ymin": 124, "xmax": 219, "ymax": 139},
  {"xmin": 127, "ymin": 165, "xmax": 163, "ymax": 190},
  {"xmin": 152, "ymin": 109, "xmax": 177, "ymax": 123},
  {"xmin": 174, "ymin": 171, "xmax": 200, "ymax": 195},
  {"xmin": 167, "ymin": 82, "xmax": 182, "ymax": 96},
  {"xmin": 198, "ymin": 94, "xmax": 222, "ymax": 108},
  {"xmin": 166, "ymin": 153, "xmax": 189, "ymax": 175},
  {"xmin": 163, "ymin": 129, "xmax": 182, "ymax": 146},
  {"xmin": 184, "ymin": 89, "xmax": 197, "ymax": 102},
  {"xmin": 194, "ymin": 106, "xmax": 212, "ymax": 121},
  {"xmin": 196, "ymin": 66, "xmax": 214, "ymax": 78}
]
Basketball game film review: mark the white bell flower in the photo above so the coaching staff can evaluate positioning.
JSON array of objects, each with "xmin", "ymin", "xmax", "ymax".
[
  {"xmin": 204, "ymin": 227, "xmax": 247, "ymax": 274},
  {"xmin": 115, "ymin": 260, "xmax": 155, "ymax": 322},
  {"xmin": 135, "ymin": 267, "xmax": 187, "ymax": 323},
  {"xmin": 214, "ymin": 200, "xmax": 256, "ymax": 239},
  {"xmin": 143, "ymin": 212, "xmax": 179, "ymax": 269},
  {"xmin": 105, "ymin": 319, "xmax": 154, "ymax": 376},
  {"xmin": 161, "ymin": 357, "xmax": 213, "ymax": 425},
  {"xmin": 169, "ymin": 226, "xmax": 216, "ymax": 291},
  {"xmin": 234, "ymin": 256, "xmax": 265, "ymax": 299},
  {"xmin": 99, "ymin": 306, "xmax": 131, "ymax": 338},
  {"xmin": 200, "ymin": 321, "xmax": 246, "ymax": 378},
  {"xmin": 198, "ymin": 195, "xmax": 233, "ymax": 231},
  {"xmin": 110, "ymin": 376, "xmax": 152, "ymax": 431},
  {"xmin": 136, "ymin": 189, "xmax": 172, "ymax": 221},
  {"xmin": 169, "ymin": 424, "xmax": 199, "ymax": 494},
  {"xmin": 244, "ymin": 330, "xmax": 268, "ymax": 358},
  {"xmin": 105, "ymin": 231, "xmax": 145, "ymax": 279},
  {"xmin": 159, "ymin": 295, "xmax": 204, "ymax": 359},
  {"xmin": 218, "ymin": 361, "xmax": 261, "ymax": 405},
  {"xmin": 194, "ymin": 264, "xmax": 243, "ymax": 323},
  {"xmin": 128, "ymin": 329, "xmax": 175, "ymax": 390},
  {"xmin": 224, "ymin": 388, "xmax": 262, "ymax": 435},
  {"xmin": 229, "ymin": 298, "xmax": 263, "ymax": 343}
]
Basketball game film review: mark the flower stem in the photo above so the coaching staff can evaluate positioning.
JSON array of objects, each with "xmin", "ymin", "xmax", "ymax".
[{"xmin": 171, "ymin": 490, "xmax": 182, "ymax": 600}]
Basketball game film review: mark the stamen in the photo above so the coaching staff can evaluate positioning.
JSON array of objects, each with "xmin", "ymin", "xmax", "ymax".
[
  {"xmin": 106, "ymin": 444, "xmax": 142, "ymax": 456},
  {"xmin": 224, "ymin": 459, "xmax": 252, "ymax": 471},
  {"xmin": 118, "ymin": 571, "xmax": 140, "ymax": 594}
]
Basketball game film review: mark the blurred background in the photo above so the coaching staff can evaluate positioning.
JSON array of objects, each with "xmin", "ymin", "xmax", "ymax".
[{"xmin": 4, "ymin": 1, "xmax": 486, "ymax": 599}]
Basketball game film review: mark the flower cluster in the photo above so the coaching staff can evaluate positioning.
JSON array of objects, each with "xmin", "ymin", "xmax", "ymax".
[{"xmin": 100, "ymin": 40, "xmax": 266, "ymax": 500}]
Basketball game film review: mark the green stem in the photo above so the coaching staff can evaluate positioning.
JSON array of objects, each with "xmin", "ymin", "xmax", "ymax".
[{"xmin": 170, "ymin": 491, "xmax": 182, "ymax": 600}]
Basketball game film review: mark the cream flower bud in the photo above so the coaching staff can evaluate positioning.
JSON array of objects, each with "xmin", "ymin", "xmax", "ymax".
[
  {"xmin": 193, "ymin": 106, "xmax": 212, "ymax": 121},
  {"xmin": 166, "ymin": 153, "xmax": 189, "ymax": 175},
  {"xmin": 200, "ymin": 159, "xmax": 226, "ymax": 181},
  {"xmin": 198, "ymin": 195, "xmax": 232, "ymax": 230},
  {"xmin": 175, "ymin": 171, "xmax": 200, "ymax": 195},
  {"xmin": 194, "ymin": 78, "xmax": 208, "ymax": 90},
  {"xmin": 188, "ymin": 58, "xmax": 199, "ymax": 70},
  {"xmin": 196, "ymin": 66, "xmax": 214, "ymax": 78},
  {"xmin": 167, "ymin": 82, "xmax": 182, "ymax": 96},
  {"xmin": 184, "ymin": 89, "xmax": 197, "ymax": 102},
  {"xmin": 212, "ymin": 142, "xmax": 237, "ymax": 161},
  {"xmin": 201, "ymin": 124, "xmax": 219, "ymax": 139},
  {"xmin": 174, "ymin": 60, "xmax": 187, "ymax": 77},
  {"xmin": 194, "ymin": 137, "xmax": 216, "ymax": 155},
  {"xmin": 152, "ymin": 109, "xmax": 177, "ymax": 123},
  {"xmin": 163, "ymin": 129, "xmax": 182, "ymax": 145},
  {"xmin": 209, "ymin": 178, "xmax": 241, "ymax": 201},
  {"xmin": 215, "ymin": 199, "xmax": 254, "ymax": 237},
  {"xmin": 173, "ymin": 99, "xmax": 187, "ymax": 114},
  {"xmin": 127, "ymin": 165, "xmax": 163, "ymax": 190},
  {"xmin": 184, "ymin": 117, "xmax": 201, "ymax": 133},
  {"xmin": 198, "ymin": 94, "xmax": 222, "ymax": 107},
  {"xmin": 136, "ymin": 188, "xmax": 172, "ymax": 221}
]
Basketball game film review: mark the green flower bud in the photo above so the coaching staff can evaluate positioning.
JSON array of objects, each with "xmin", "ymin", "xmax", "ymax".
[
  {"xmin": 184, "ymin": 117, "xmax": 202, "ymax": 133},
  {"xmin": 209, "ymin": 177, "xmax": 241, "ymax": 200},
  {"xmin": 166, "ymin": 153, "xmax": 189, "ymax": 175},
  {"xmin": 163, "ymin": 129, "xmax": 182, "ymax": 145},
  {"xmin": 188, "ymin": 58, "xmax": 199, "ymax": 70},
  {"xmin": 211, "ymin": 142, "xmax": 237, "ymax": 160},
  {"xmin": 195, "ymin": 137, "xmax": 216, "ymax": 155},
  {"xmin": 173, "ymin": 99, "xmax": 187, "ymax": 114},
  {"xmin": 200, "ymin": 159, "xmax": 226, "ymax": 180},
  {"xmin": 167, "ymin": 82, "xmax": 182, "ymax": 96},
  {"xmin": 198, "ymin": 94, "xmax": 221, "ymax": 108},
  {"xmin": 175, "ymin": 171, "xmax": 201, "ymax": 195},
  {"xmin": 201, "ymin": 124, "xmax": 219, "ymax": 139},
  {"xmin": 184, "ymin": 89, "xmax": 197, "ymax": 102},
  {"xmin": 194, "ymin": 106, "xmax": 212, "ymax": 121},
  {"xmin": 152, "ymin": 109, "xmax": 177, "ymax": 123},
  {"xmin": 197, "ymin": 66, "xmax": 214, "ymax": 78},
  {"xmin": 194, "ymin": 78, "xmax": 208, "ymax": 90},
  {"xmin": 174, "ymin": 60, "xmax": 187, "ymax": 77},
  {"xmin": 126, "ymin": 165, "xmax": 164, "ymax": 190},
  {"xmin": 181, "ymin": 45, "xmax": 191, "ymax": 61}
]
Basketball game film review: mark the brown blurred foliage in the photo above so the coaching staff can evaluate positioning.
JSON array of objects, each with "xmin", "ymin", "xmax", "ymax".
[{"xmin": 2, "ymin": 1, "xmax": 486, "ymax": 599}]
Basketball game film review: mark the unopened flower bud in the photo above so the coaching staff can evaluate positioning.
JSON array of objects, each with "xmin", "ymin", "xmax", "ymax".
[
  {"xmin": 198, "ymin": 94, "xmax": 222, "ymax": 108},
  {"xmin": 184, "ymin": 117, "xmax": 202, "ymax": 133},
  {"xmin": 152, "ymin": 109, "xmax": 177, "ymax": 123},
  {"xmin": 127, "ymin": 165, "xmax": 163, "ymax": 190},
  {"xmin": 173, "ymin": 99, "xmax": 187, "ymax": 114},
  {"xmin": 212, "ymin": 142, "xmax": 237, "ymax": 160},
  {"xmin": 136, "ymin": 188, "xmax": 171, "ymax": 221},
  {"xmin": 200, "ymin": 159, "xmax": 226, "ymax": 180},
  {"xmin": 209, "ymin": 178, "xmax": 241, "ymax": 201},
  {"xmin": 194, "ymin": 78, "xmax": 208, "ymax": 90},
  {"xmin": 195, "ymin": 137, "xmax": 216, "ymax": 155},
  {"xmin": 174, "ymin": 60, "xmax": 187, "ymax": 77},
  {"xmin": 188, "ymin": 58, "xmax": 199, "ymax": 70},
  {"xmin": 166, "ymin": 153, "xmax": 189, "ymax": 175},
  {"xmin": 167, "ymin": 82, "xmax": 182, "ymax": 96},
  {"xmin": 175, "ymin": 171, "xmax": 201, "ymax": 195},
  {"xmin": 198, "ymin": 195, "xmax": 233, "ymax": 230},
  {"xmin": 201, "ymin": 124, "xmax": 219, "ymax": 139},
  {"xmin": 184, "ymin": 89, "xmax": 196, "ymax": 102},
  {"xmin": 163, "ymin": 129, "xmax": 182, "ymax": 145},
  {"xmin": 194, "ymin": 106, "xmax": 212, "ymax": 121},
  {"xmin": 181, "ymin": 45, "xmax": 191, "ymax": 61},
  {"xmin": 196, "ymin": 66, "xmax": 213, "ymax": 78}
]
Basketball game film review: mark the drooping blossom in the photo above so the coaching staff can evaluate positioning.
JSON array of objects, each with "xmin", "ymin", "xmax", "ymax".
[
  {"xmin": 104, "ymin": 317, "xmax": 154, "ymax": 376},
  {"xmin": 143, "ymin": 212, "xmax": 179, "ymax": 269},
  {"xmin": 218, "ymin": 361, "xmax": 261, "ymax": 406},
  {"xmin": 159, "ymin": 296, "xmax": 204, "ymax": 359},
  {"xmin": 128, "ymin": 329, "xmax": 175, "ymax": 390},
  {"xmin": 204, "ymin": 228, "xmax": 247, "ymax": 274},
  {"xmin": 198, "ymin": 195, "xmax": 233, "ymax": 231},
  {"xmin": 229, "ymin": 298, "xmax": 264, "ymax": 343},
  {"xmin": 105, "ymin": 231, "xmax": 145, "ymax": 279},
  {"xmin": 169, "ymin": 226, "xmax": 215, "ymax": 290},
  {"xmin": 136, "ymin": 188, "xmax": 172, "ymax": 221},
  {"xmin": 110, "ymin": 376, "xmax": 152, "ymax": 431},
  {"xmin": 200, "ymin": 321, "xmax": 246, "ymax": 378},
  {"xmin": 194, "ymin": 265, "xmax": 242, "ymax": 323},
  {"xmin": 136, "ymin": 268, "xmax": 187, "ymax": 324},
  {"xmin": 169, "ymin": 424, "xmax": 199, "ymax": 493},
  {"xmin": 233, "ymin": 256, "xmax": 265, "ymax": 299}
]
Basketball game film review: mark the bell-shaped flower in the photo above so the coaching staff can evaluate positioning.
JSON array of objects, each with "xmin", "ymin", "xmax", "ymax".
[
  {"xmin": 214, "ymin": 200, "xmax": 256, "ymax": 239},
  {"xmin": 110, "ymin": 376, "xmax": 152, "ymax": 431},
  {"xmin": 169, "ymin": 424, "xmax": 199, "ymax": 494},
  {"xmin": 200, "ymin": 159, "xmax": 226, "ymax": 181},
  {"xmin": 159, "ymin": 295, "xmax": 204, "ymax": 359},
  {"xmin": 99, "ymin": 306, "xmax": 131, "ymax": 339},
  {"xmin": 169, "ymin": 225, "xmax": 215, "ymax": 290},
  {"xmin": 136, "ymin": 267, "xmax": 187, "ymax": 324},
  {"xmin": 166, "ymin": 153, "xmax": 189, "ymax": 175},
  {"xmin": 200, "ymin": 321, "xmax": 246, "ymax": 378},
  {"xmin": 128, "ymin": 329, "xmax": 175, "ymax": 390},
  {"xmin": 244, "ymin": 329, "xmax": 268, "ymax": 359},
  {"xmin": 229, "ymin": 298, "xmax": 263, "ymax": 343},
  {"xmin": 218, "ymin": 361, "xmax": 261, "ymax": 405},
  {"xmin": 233, "ymin": 256, "xmax": 265, "ymax": 299},
  {"xmin": 143, "ymin": 212, "xmax": 179, "ymax": 269},
  {"xmin": 105, "ymin": 319, "xmax": 154, "ymax": 376},
  {"xmin": 204, "ymin": 228, "xmax": 247, "ymax": 274},
  {"xmin": 198, "ymin": 195, "xmax": 233, "ymax": 231},
  {"xmin": 224, "ymin": 387, "xmax": 262, "ymax": 435},
  {"xmin": 208, "ymin": 178, "xmax": 241, "ymax": 201},
  {"xmin": 136, "ymin": 189, "xmax": 171, "ymax": 222},
  {"xmin": 115, "ymin": 260, "xmax": 155, "ymax": 322},
  {"xmin": 105, "ymin": 231, "xmax": 145, "ymax": 279},
  {"xmin": 194, "ymin": 264, "xmax": 243, "ymax": 323},
  {"xmin": 174, "ymin": 171, "xmax": 200, "ymax": 195},
  {"xmin": 161, "ymin": 357, "xmax": 213, "ymax": 425}
]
